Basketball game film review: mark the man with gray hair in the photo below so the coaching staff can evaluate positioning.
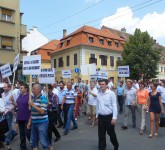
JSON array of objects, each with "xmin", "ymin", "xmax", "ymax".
[{"xmin": 27, "ymin": 83, "xmax": 51, "ymax": 150}]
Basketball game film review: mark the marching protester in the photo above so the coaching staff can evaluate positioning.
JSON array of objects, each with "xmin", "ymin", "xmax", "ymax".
[
  {"xmin": 87, "ymin": 82, "xmax": 98, "ymax": 127},
  {"xmin": 96, "ymin": 79, "xmax": 119, "ymax": 150},
  {"xmin": 136, "ymin": 82, "xmax": 149, "ymax": 135},
  {"xmin": 61, "ymin": 82, "xmax": 78, "ymax": 135},
  {"xmin": 27, "ymin": 83, "xmax": 51, "ymax": 150},
  {"xmin": 11, "ymin": 83, "xmax": 30, "ymax": 150},
  {"xmin": 148, "ymin": 83, "xmax": 164, "ymax": 138},
  {"xmin": 74, "ymin": 86, "xmax": 82, "ymax": 120},
  {"xmin": 2, "ymin": 83, "xmax": 17, "ymax": 150},
  {"xmin": 116, "ymin": 81, "xmax": 124, "ymax": 114},
  {"xmin": 121, "ymin": 80, "xmax": 137, "ymax": 130},
  {"xmin": 47, "ymin": 85, "xmax": 61, "ymax": 144},
  {"xmin": 57, "ymin": 81, "xmax": 65, "ymax": 128}
]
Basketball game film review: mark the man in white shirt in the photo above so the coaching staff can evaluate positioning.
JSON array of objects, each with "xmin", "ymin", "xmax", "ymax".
[
  {"xmin": 108, "ymin": 78, "xmax": 114, "ymax": 90},
  {"xmin": 96, "ymin": 79, "xmax": 119, "ymax": 150},
  {"xmin": 87, "ymin": 82, "xmax": 98, "ymax": 127},
  {"xmin": 52, "ymin": 82, "xmax": 59, "ymax": 96}
]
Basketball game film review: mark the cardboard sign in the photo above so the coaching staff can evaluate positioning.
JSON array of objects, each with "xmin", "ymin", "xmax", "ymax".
[
  {"xmin": 62, "ymin": 70, "xmax": 71, "ymax": 78},
  {"xmin": 118, "ymin": 66, "xmax": 130, "ymax": 77},
  {"xmin": 0, "ymin": 63, "xmax": 12, "ymax": 79},
  {"xmin": 39, "ymin": 68, "xmax": 55, "ymax": 84},
  {"xmin": 23, "ymin": 55, "xmax": 41, "ymax": 75},
  {"xmin": 13, "ymin": 54, "xmax": 19, "ymax": 72}
]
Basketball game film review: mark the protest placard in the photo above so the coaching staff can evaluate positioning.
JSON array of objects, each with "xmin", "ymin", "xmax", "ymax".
[
  {"xmin": 118, "ymin": 66, "xmax": 130, "ymax": 77},
  {"xmin": 22, "ymin": 55, "xmax": 41, "ymax": 75},
  {"xmin": 62, "ymin": 70, "xmax": 71, "ymax": 78},
  {"xmin": 0, "ymin": 63, "xmax": 12, "ymax": 79},
  {"xmin": 39, "ymin": 68, "xmax": 55, "ymax": 84},
  {"xmin": 13, "ymin": 54, "xmax": 19, "ymax": 72}
]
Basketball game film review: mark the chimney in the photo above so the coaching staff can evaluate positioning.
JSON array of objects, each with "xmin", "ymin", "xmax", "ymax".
[
  {"xmin": 63, "ymin": 29, "xmax": 67, "ymax": 38},
  {"xmin": 121, "ymin": 27, "xmax": 126, "ymax": 33}
]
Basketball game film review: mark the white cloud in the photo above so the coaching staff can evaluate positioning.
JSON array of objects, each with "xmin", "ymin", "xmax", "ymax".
[
  {"xmin": 85, "ymin": 0, "xmax": 101, "ymax": 4},
  {"xmin": 100, "ymin": 6, "xmax": 165, "ymax": 46}
]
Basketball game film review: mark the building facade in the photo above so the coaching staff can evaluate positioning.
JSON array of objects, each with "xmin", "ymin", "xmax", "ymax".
[
  {"xmin": 50, "ymin": 26, "xmax": 124, "ymax": 85},
  {"xmin": 0, "ymin": 0, "xmax": 27, "ymax": 81}
]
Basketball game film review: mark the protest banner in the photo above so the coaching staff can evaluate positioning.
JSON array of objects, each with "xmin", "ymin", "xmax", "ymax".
[
  {"xmin": 62, "ymin": 70, "xmax": 71, "ymax": 78},
  {"xmin": 90, "ymin": 70, "xmax": 108, "ymax": 79},
  {"xmin": 0, "ymin": 63, "xmax": 12, "ymax": 79},
  {"xmin": 22, "ymin": 55, "xmax": 41, "ymax": 75},
  {"xmin": 39, "ymin": 68, "xmax": 55, "ymax": 84},
  {"xmin": 118, "ymin": 66, "xmax": 130, "ymax": 77}
]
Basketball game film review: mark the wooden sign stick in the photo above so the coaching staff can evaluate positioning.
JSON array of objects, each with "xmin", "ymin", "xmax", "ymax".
[{"xmin": 29, "ymin": 75, "xmax": 32, "ymax": 110}]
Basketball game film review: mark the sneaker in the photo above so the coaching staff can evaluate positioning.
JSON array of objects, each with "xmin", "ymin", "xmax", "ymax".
[
  {"xmin": 121, "ymin": 126, "xmax": 128, "ymax": 130},
  {"xmin": 63, "ymin": 130, "xmax": 69, "ymax": 136}
]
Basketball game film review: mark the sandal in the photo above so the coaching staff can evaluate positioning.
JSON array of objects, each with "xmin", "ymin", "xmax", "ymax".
[
  {"xmin": 154, "ymin": 133, "xmax": 158, "ymax": 136},
  {"xmin": 148, "ymin": 134, "xmax": 153, "ymax": 138}
]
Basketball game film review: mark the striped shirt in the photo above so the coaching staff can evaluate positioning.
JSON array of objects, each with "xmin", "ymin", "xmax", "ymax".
[
  {"xmin": 65, "ymin": 89, "xmax": 77, "ymax": 104},
  {"xmin": 31, "ymin": 95, "xmax": 48, "ymax": 123}
]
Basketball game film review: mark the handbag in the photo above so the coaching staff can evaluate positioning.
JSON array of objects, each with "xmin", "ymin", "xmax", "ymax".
[
  {"xmin": 159, "ymin": 115, "xmax": 165, "ymax": 127},
  {"xmin": 0, "ymin": 115, "xmax": 9, "ymax": 134}
]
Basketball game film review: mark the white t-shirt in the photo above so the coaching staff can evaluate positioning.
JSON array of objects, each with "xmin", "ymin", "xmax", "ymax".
[
  {"xmin": 88, "ymin": 88, "xmax": 98, "ymax": 106},
  {"xmin": 12, "ymin": 88, "xmax": 20, "ymax": 101},
  {"xmin": 0, "ymin": 98, "xmax": 5, "ymax": 112},
  {"xmin": 108, "ymin": 82, "xmax": 113, "ymax": 89},
  {"xmin": 157, "ymin": 86, "xmax": 165, "ymax": 103}
]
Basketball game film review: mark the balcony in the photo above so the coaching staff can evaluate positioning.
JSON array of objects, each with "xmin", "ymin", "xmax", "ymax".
[{"xmin": 20, "ymin": 24, "xmax": 27, "ymax": 37}]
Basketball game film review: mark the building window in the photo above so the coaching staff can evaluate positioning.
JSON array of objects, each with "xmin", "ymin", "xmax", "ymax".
[
  {"xmin": 115, "ymin": 42, "xmax": 119, "ymax": 47},
  {"xmin": 74, "ymin": 54, "xmax": 77, "ymax": 65},
  {"xmin": 60, "ymin": 42, "xmax": 64, "ymax": 48},
  {"xmin": 1, "ymin": 36, "xmax": 13, "ymax": 49},
  {"xmin": 100, "ymin": 55, "xmax": 107, "ymax": 66},
  {"xmin": 89, "ymin": 37, "xmax": 94, "ymax": 43},
  {"xmin": 66, "ymin": 56, "xmax": 70, "ymax": 66},
  {"xmin": 110, "ymin": 56, "xmax": 114, "ymax": 67},
  {"xmin": 89, "ymin": 54, "xmax": 97, "ymax": 64},
  {"xmin": 99, "ymin": 39, "xmax": 104, "ymax": 45},
  {"xmin": 67, "ymin": 40, "xmax": 70, "ymax": 46},
  {"xmin": 58, "ymin": 57, "xmax": 63, "ymax": 67},
  {"xmin": 107, "ymin": 41, "xmax": 112, "ymax": 46},
  {"xmin": 1, "ymin": 9, "xmax": 12, "ymax": 22},
  {"xmin": 54, "ymin": 59, "xmax": 56, "ymax": 68}
]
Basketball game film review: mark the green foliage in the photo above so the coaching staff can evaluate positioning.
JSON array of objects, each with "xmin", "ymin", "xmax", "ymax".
[{"xmin": 121, "ymin": 29, "xmax": 162, "ymax": 80}]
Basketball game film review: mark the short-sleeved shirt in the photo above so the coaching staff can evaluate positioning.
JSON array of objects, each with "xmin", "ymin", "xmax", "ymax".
[
  {"xmin": 16, "ymin": 93, "xmax": 30, "ymax": 121},
  {"xmin": 157, "ymin": 86, "xmax": 165, "ymax": 103},
  {"xmin": 116, "ymin": 86, "xmax": 124, "ymax": 96},
  {"xmin": 31, "ymin": 95, "xmax": 48, "ymax": 123},
  {"xmin": 65, "ymin": 89, "xmax": 77, "ymax": 104},
  {"xmin": 124, "ymin": 87, "xmax": 137, "ymax": 105},
  {"xmin": 88, "ymin": 88, "xmax": 98, "ymax": 106},
  {"xmin": 58, "ymin": 89, "xmax": 66, "ymax": 104},
  {"xmin": 137, "ymin": 89, "xmax": 149, "ymax": 105}
]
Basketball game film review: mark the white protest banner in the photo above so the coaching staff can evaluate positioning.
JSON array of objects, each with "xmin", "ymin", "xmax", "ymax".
[
  {"xmin": 39, "ymin": 68, "xmax": 55, "ymax": 84},
  {"xmin": 0, "ymin": 63, "xmax": 12, "ymax": 79},
  {"xmin": 23, "ymin": 55, "xmax": 41, "ymax": 75},
  {"xmin": 90, "ymin": 70, "xmax": 108, "ymax": 79},
  {"xmin": 13, "ymin": 54, "xmax": 19, "ymax": 72},
  {"xmin": 80, "ymin": 65, "xmax": 88, "ymax": 75},
  {"xmin": 118, "ymin": 66, "xmax": 130, "ymax": 77},
  {"xmin": 62, "ymin": 70, "xmax": 71, "ymax": 78},
  {"xmin": 89, "ymin": 63, "xmax": 96, "ymax": 75}
]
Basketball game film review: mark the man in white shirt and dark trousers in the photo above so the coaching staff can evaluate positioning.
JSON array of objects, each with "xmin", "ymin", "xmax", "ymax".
[{"xmin": 96, "ymin": 79, "xmax": 119, "ymax": 150}]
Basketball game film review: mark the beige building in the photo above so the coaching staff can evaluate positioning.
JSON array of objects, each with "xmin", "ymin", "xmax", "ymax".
[
  {"xmin": 50, "ymin": 26, "xmax": 124, "ymax": 85},
  {"xmin": 0, "ymin": 0, "xmax": 27, "ymax": 81}
]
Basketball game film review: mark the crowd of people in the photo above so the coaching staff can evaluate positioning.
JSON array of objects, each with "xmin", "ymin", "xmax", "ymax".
[{"xmin": 0, "ymin": 77, "xmax": 165, "ymax": 150}]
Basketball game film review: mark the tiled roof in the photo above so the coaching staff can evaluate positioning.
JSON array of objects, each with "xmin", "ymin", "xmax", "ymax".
[
  {"xmin": 51, "ymin": 25, "xmax": 125, "ymax": 55},
  {"xmin": 31, "ymin": 40, "xmax": 60, "ymax": 61}
]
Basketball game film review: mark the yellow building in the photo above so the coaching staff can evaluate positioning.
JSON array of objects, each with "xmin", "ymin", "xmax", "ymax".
[
  {"xmin": 0, "ymin": 0, "xmax": 27, "ymax": 81},
  {"xmin": 50, "ymin": 26, "xmax": 125, "ymax": 85}
]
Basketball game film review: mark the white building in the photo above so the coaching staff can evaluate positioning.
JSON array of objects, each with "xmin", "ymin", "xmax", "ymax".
[{"xmin": 22, "ymin": 26, "xmax": 49, "ymax": 55}]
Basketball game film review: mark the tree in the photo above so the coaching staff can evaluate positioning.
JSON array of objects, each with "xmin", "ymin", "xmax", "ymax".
[{"xmin": 121, "ymin": 29, "xmax": 162, "ymax": 80}]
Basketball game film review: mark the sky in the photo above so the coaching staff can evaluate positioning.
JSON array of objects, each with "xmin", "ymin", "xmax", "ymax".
[{"xmin": 20, "ymin": 0, "xmax": 165, "ymax": 46}]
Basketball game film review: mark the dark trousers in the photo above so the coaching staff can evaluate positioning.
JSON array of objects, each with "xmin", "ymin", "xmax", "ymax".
[
  {"xmin": 57, "ymin": 104, "xmax": 63, "ymax": 126},
  {"xmin": 48, "ymin": 111, "xmax": 60, "ymax": 144},
  {"xmin": 17, "ymin": 120, "xmax": 30, "ymax": 150},
  {"xmin": 117, "ymin": 95, "xmax": 124, "ymax": 113},
  {"xmin": 63, "ymin": 104, "xmax": 68, "ymax": 128},
  {"xmin": 98, "ymin": 114, "xmax": 119, "ymax": 150}
]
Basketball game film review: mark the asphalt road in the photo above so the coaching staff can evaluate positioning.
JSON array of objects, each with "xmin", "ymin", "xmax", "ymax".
[{"xmin": 8, "ymin": 110, "xmax": 165, "ymax": 150}]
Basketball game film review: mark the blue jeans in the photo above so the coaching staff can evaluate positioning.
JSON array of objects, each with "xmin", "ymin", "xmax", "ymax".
[
  {"xmin": 65, "ymin": 104, "xmax": 77, "ymax": 131},
  {"xmin": 30, "ymin": 121, "xmax": 50, "ymax": 149},
  {"xmin": 5, "ymin": 112, "xmax": 17, "ymax": 145}
]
